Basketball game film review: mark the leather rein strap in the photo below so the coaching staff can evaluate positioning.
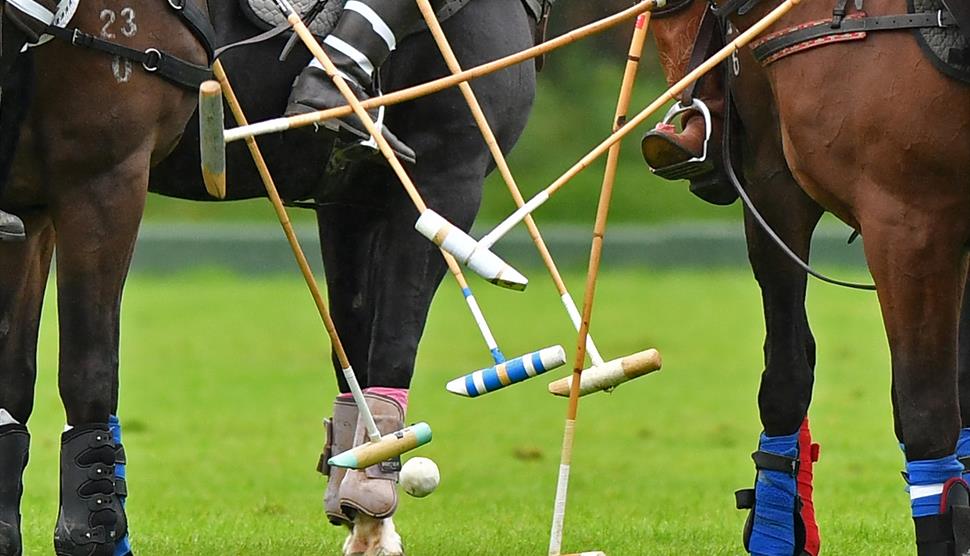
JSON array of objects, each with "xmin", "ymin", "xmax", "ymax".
[{"xmin": 46, "ymin": 0, "xmax": 215, "ymax": 90}]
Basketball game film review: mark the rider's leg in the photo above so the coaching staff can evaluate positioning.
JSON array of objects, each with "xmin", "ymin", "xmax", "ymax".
[
  {"xmin": 0, "ymin": 0, "xmax": 56, "ymax": 241},
  {"xmin": 639, "ymin": 5, "xmax": 736, "ymax": 205},
  {"xmin": 285, "ymin": 0, "xmax": 422, "ymax": 162}
]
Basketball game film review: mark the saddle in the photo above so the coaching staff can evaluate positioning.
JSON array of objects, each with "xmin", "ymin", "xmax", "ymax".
[{"xmin": 239, "ymin": 0, "xmax": 551, "ymax": 39}]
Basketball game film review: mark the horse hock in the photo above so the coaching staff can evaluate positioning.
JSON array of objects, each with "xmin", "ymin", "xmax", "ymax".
[
  {"xmin": 0, "ymin": 424, "xmax": 28, "ymax": 556},
  {"xmin": 320, "ymin": 397, "xmax": 358, "ymax": 526},
  {"xmin": 736, "ymin": 425, "xmax": 820, "ymax": 556},
  {"xmin": 339, "ymin": 392, "xmax": 403, "ymax": 520},
  {"xmin": 54, "ymin": 425, "xmax": 127, "ymax": 556}
]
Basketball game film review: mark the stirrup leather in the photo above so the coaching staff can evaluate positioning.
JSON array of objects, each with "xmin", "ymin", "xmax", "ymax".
[{"xmin": 650, "ymin": 98, "xmax": 715, "ymax": 181}]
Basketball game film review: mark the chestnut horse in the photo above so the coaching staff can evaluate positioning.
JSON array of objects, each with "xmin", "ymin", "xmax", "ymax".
[
  {"xmin": 651, "ymin": 0, "xmax": 970, "ymax": 553},
  {"xmin": 0, "ymin": 1, "xmax": 210, "ymax": 555}
]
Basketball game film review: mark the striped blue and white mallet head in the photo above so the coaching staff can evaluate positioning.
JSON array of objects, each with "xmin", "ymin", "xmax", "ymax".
[
  {"xmin": 446, "ymin": 345, "xmax": 567, "ymax": 397},
  {"xmin": 548, "ymin": 348, "xmax": 662, "ymax": 397},
  {"xmin": 198, "ymin": 80, "xmax": 227, "ymax": 199},
  {"xmin": 415, "ymin": 210, "xmax": 528, "ymax": 291}
]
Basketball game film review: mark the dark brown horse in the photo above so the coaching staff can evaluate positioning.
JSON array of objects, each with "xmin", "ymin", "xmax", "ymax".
[
  {"xmin": 648, "ymin": 0, "xmax": 970, "ymax": 553},
  {"xmin": 0, "ymin": 2, "xmax": 210, "ymax": 554}
]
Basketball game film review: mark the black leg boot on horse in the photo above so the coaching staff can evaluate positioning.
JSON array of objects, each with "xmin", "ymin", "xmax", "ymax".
[
  {"xmin": 0, "ymin": 0, "xmax": 55, "ymax": 242},
  {"xmin": 54, "ymin": 425, "xmax": 127, "ymax": 556},
  {"xmin": 285, "ymin": 0, "xmax": 419, "ymax": 164},
  {"xmin": 0, "ymin": 423, "xmax": 28, "ymax": 556},
  {"xmin": 640, "ymin": 3, "xmax": 737, "ymax": 206}
]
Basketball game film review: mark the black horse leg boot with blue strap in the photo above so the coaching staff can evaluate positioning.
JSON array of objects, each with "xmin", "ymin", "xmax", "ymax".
[
  {"xmin": 0, "ymin": 422, "xmax": 29, "ymax": 556},
  {"xmin": 54, "ymin": 425, "xmax": 127, "ymax": 556},
  {"xmin": 285, "ymin": 0, "xmax": 418, "ymax": 164}
]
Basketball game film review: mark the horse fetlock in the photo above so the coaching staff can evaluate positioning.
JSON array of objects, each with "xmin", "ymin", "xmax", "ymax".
[
  {"xmin": 323, "ymin": 397, "xmax": 358, "ymax": 526},
  {"xmin": 54, "ymin": 424, "xmax": 126, "ymax": 556},
  {"xmin": 339, "ymin": 393, "xmax": 402, "ymax": 520},
  {"xmin": 0, "ymin": 424, "xmax": 28, "ymax": 556},
  {"xmin": 343, "ymin": 515, "xmax": 403, "ymax": 556}
]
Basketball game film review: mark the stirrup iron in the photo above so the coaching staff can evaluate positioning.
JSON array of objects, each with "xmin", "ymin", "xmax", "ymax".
[{"xmin": 651, "ymin": 98, "xmax": 715, "ymax": 181}]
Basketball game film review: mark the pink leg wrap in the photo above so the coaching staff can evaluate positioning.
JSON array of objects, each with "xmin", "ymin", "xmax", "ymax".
[
  {"xmin": 798, "ymin": 418, "xmax": 821, "ymax": 555},
  {"xmin": 364, "ymin": 387, "xmax": 409, "ymax": 414}
]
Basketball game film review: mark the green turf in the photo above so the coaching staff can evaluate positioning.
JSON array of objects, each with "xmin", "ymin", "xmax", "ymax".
[{"xmin": 19, "ymin": 267, "xmax": 915, "ymax": 554}]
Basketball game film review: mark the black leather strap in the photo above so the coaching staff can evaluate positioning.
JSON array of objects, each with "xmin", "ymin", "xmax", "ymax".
[
  {"xmin": 751, "ymin": 450, "xmax": 799, "ymax": 476},
  {"xmin": 735, "ymin": 488, "xmax": 755, "ymax": 509},
  {"xmin": 44, "ymin": 26, "xmax": 212, "ymax": 89},
  {"xmin": 752, "ymin": 11, "xmax": 957, "ymax": 64},
  {"xmin": 679, "ymin": 6, "xmax": 720, "ymax": 104},
  {"xmin": 168, "ymin": 0, "xmax": 216, "ymax": 62}
]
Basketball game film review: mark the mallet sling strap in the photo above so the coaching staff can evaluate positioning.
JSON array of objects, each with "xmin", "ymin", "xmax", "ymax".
[
  {"xmin": 44, "ymin": 26, "xmax": 212, "ymax": 89},
  {"xmin": 751, "ymin": 11, "xmax": 958, "ymax": 65}
]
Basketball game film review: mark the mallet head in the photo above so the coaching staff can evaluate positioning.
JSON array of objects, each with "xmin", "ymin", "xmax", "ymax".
[
  {"xmin": 328, "ymin": 422, "xmax": 432, "ymax": 469},
  {"xmin": 548, "ymin": 348, "xmax": 662, "ymax": 397},
  {"xmin": 415, "ymin": 210, "xmax": 528, "ymax": 291},
  {"xmin": 446, "ymin": 346, "xmax": 567, "ymax": 397},
  {"xmin": 198, "ymin": 80, "xmax": 227, "ymax": 200}
]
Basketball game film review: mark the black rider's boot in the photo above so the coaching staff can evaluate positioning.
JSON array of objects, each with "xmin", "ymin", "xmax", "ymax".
[
  {"xmin": 284, "ymin": 0, "xmax": 418, "ymax": 163},
  {"xmin": 0, "ymin": 0, "xmax": 55, "ymax": 242},
  {"xmin": 53, "ymin": 425, "xmax": 127, "ymax": 556},
  {"xmin": 0, "ymin": 424, "xmax": 29, "ymax": 556}
]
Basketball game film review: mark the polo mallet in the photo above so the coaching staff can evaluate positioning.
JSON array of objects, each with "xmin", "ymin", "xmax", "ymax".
[
  {"xmin": 200, "ymin": 1, "xmax": 659, "ymax": 151},
  {"xmin": 432, "ymin": 0, "xmax": 805, "ymax": 266},
  {"xmin": 251, "ymin": 0, "xmax": 529, "ymax": 292},
  {"xmin": 547, "ymin": 16, "xmax": 652, "ymax": 555},
  {"xmin": 443, "ymin": 253, "xmax": 567, "ymax": 397},
  {"xmin": 200, "ymin": 63, "xmax": 430, "ymax": 470},
  {"xmin": 416, "ymin": 0, "xmax": 609, "ymax": 375}
]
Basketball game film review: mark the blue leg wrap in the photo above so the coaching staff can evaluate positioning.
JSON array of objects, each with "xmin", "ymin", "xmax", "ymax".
[
  {"xmin": 749, "ymin": 431, "xmax": 799, "ymax": 556},
  {"xmin": 906, "ymin": 454, "xmax": 964, "ymax": 518},
  {"xmin": 109, "ymin": 415, "xmax": 133, "ymax": 556}
]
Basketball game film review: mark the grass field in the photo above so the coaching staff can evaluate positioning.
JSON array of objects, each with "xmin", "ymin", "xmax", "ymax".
[{"xmin": 17, "ymin": 267, "xmax": 917, "ymax": 555}]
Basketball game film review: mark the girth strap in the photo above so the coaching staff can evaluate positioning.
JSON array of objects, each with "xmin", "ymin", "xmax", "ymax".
[
  {"xmin": 44, "ymin": 25, "xmax": 212, "ymax": 89},
  {"xmin": 751, "ymin": 11, "xmax": 957, "ymax": 65}
]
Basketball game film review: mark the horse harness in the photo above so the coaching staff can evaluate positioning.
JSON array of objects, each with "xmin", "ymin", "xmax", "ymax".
[{"xmin": 43, "ymin": 0, "xmax": 216, "ymax": 89}]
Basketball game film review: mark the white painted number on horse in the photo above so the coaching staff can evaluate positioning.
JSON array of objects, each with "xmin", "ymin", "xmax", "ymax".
[{"xmin": 100, "ymin": 8, "xmax": 138, "ymax": 83}]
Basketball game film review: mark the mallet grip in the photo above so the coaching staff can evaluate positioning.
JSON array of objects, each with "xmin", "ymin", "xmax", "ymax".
[{"xmin": 548, "ymin": 349, "xmax": 662, "ymax": 397}]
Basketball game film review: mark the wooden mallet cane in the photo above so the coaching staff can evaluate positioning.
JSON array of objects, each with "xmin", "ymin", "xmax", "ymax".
[
  {"xmin": 203, "ymin": 61, "xmax": 431, "ymax": 470},
  {"xmin": 213, "ymin": 1, "xmax": 663, "ymax": 146},
  {"xmin": 415, "ymin": 0, "xmax": 608, "ymax": 369},
  {"xmin": 462, "ymin": 0, "xmax": 804, "ymax": 253},
  {"xmin": 548, "ymin": 14, "xmax": 652, "ymax": 556}
]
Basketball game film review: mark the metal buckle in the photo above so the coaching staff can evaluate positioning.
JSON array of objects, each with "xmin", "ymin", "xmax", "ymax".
[
  {"xmin": 142, "ymin": 48, "xmax": 161, "ymax": 72},
  {"xmin": 71, "ymin": 28, "xmax": 83, "ymax": 46},
  {"xmin": 168, "ymin": 0, "xmax": 184, "ymax": 10},
  {"xmin": 657, "ymin": 98, "xmax": 714, "ymax": 165}
]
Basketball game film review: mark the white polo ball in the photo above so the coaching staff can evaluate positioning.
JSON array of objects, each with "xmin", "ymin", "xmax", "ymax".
[{"xmin": 399, "ymin": 457, "xmax": 440, "ymax": 498}]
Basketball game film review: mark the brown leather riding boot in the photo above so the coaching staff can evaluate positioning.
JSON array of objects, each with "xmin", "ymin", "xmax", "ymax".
[
  {"xmin": 319, "ymin": 397, "xmax": 357, "ymax": 527},
  {"xmin": 338, "ymin": 392, "xmax": 403, "ymax": 520},
  {"xmin": 640, "ymin": 6, "xmax": 736, "ymax": 205}
]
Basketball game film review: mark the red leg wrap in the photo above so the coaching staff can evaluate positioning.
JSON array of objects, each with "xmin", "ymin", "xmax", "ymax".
[{"xmin": 798, "ymin": 418, "xmax": 821, "ymax": 555}]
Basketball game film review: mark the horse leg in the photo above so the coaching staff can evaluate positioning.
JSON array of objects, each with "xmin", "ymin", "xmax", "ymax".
[
  {"xmin": 862, "ymin": 213, "xmax": 969, "ymax": 556},
  {"xmin": 736, "ymin": 161, "xmax": 824, "ymax": 556},
  {"xmin": 0, "ymin": 215, "xmax": 53, "ymax": 556},
  {"xmin": 50, "ymin": 162, "xmax": 148, "ymax": 556}
]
